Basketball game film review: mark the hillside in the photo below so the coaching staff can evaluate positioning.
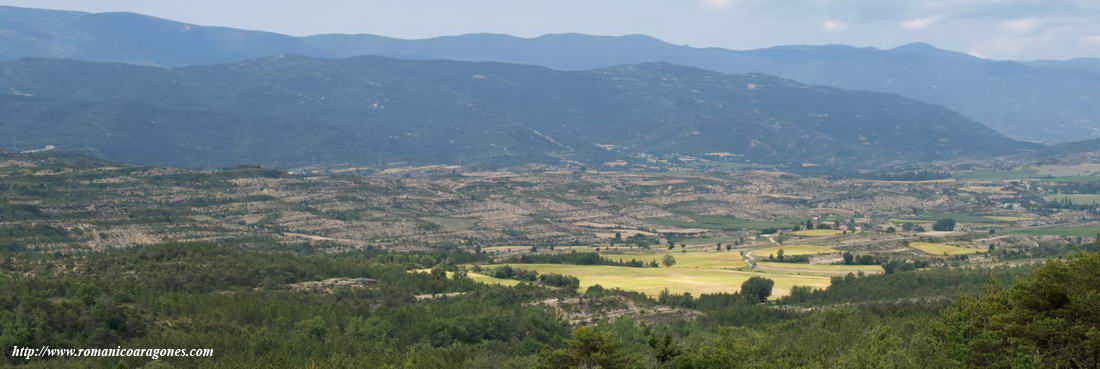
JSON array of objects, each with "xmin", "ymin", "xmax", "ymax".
[
  {"xmin": 0, "ymin": 56, "xmax": 1035, "ymax": 169},
  {"xmin": 0, "ymin": 95, "xmax": 358, "ymax": 168},
  {"xmin": 0, "ymin": 5, "xmax": 318, "ymax": 66},
  {"xmin": 303, "ymin": 35, "xmax": 1100, "ymax": 144},
  {"xmin": 1, "ymin": 5, "xmax": 1098, "ymax": 143}
]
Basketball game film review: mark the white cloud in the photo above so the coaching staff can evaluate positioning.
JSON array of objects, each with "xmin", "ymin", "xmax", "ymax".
[
  {"xmin": 699, "ymin": 0, "xmax": 734, "ymax": 10},
  {"xmin": 900, "ymin": 14, "xmax": 945, "ymax": 30},
  {"xmin": 823, "ymin": 19, "xmax": 849, "ymax": 31},
  {"xmin": 999, "ymin": 18, "xmax": 1041, "ymax": 33}
]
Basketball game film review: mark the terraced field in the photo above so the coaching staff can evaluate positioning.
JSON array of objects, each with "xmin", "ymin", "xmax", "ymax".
[{"xmin": 909, "ymin": 242, "xmax": 983, "ymax": 255}]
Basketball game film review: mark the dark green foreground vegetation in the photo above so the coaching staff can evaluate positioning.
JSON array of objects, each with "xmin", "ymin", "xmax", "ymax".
[{"xmin": 1, "ymin": 242, "xmax": 1096, "ymax": 368}]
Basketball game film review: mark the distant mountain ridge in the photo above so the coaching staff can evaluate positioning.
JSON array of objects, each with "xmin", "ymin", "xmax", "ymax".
[
  {"xmin": 2, "ymin": 5, "xmax": 1098, "ymax": 143},
  {"xmin": 0, "ymin": 55, "xmax": 1035, "ymax": 169}
]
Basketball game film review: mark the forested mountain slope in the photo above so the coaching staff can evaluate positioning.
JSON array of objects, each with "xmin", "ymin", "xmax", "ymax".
[{"xmin": 0, "ymin": 56, "xmax": 1034, "ymax": 169}]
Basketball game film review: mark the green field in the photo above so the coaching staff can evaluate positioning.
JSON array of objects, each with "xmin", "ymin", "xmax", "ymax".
[
  {"xmin": 791, "ymin": 229, "xmax": 844, "ymax": 237},
  {"xmin": 909, "ymin": 242, "xmax": 983, "ymax": 255},
  {"xmin": 1045, "ymin": 194, "xmax": 1100, "ymax": 205},
  {"xmin": 752, "ymin": 245, "xmax": 836, "ymax": 258},
  {"xmin": 1008, "ymin": 225, "xmax": 1100, "ymax": 238},
  {"xmin": 983, "ymin": 216, "xmax": 1034, "ymax": 222},
  {"xmin": 604, "ymin": 251, "xmax": 748, "ymax": 269},
  {"xmin": 484, "ymin": 264, "xmax": 830, "ymax": 297},
  {"xmin": 755, "ymin": 262, "xmax": 884, "ymax": 275}
]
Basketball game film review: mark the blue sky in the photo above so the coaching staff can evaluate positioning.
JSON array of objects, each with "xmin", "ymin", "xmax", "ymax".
[{"xmin": 1, "ymin": 0, "xmax": 1098, "ymax": 60}]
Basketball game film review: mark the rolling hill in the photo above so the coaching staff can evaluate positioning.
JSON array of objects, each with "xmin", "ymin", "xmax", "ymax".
[{"xmin": 0, "ymin": 55, "xmax": 1035, "ymax": 169}]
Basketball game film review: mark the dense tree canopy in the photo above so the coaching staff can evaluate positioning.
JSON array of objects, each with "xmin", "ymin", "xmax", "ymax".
[{"xmin": 937, "ymin": 251, "xmax": 1100, "ymax": 368}]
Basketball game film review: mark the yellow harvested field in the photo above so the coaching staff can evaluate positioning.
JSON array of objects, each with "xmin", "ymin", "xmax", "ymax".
[
  {"xmin": 791, "ymin": 229, "xmax": 844, "ymax": 236},
  {"xmin": 469, "ymin": 272, "xmax": 520, "ymax": 286},
  {"xmin": 604, "ymin": 251, "xmax": 747, "ymax": 269},
  {"xmin": 490, "ymin": 264, "xmax": 830, "ymax": 297},
  {"xmin": 755, "ymin": 262, "xmax": 883, "ymax": 275},
  {"xmin": 909, "ymin": 242, "xmax": 984, "ymax": 255},
  {"xmin": 752, "ymin": 245, "xmax": 837, "ymax": 258},
  {"xmin": 412, "ymin": 269, "xmax": 521, "ymax": 287}
]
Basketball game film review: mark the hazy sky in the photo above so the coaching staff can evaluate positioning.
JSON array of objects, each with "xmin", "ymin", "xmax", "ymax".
[{"xmin": 1, "ymin": 0, "xmax": 1098, "ymax": 60}]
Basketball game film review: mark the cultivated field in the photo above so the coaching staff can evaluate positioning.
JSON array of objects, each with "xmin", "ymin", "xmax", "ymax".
[
  {"xmin": 469, "ymin": 272, "xmax": 520, "ymax": 286},
  {"xmin": 1008, "ymin": 225, "xmax": 1100, "ymax": 238},
  {"xmin": 488, "ymin": 264, "xmax": 830, "ymax": 297},
  {"xmin": 1044, "ymin": 194, "xmax": 1100, "ymax": 205},
  {"xmin": 983, "ymin": 216, "xmax": 1034, "ymax": 222},
  {"xmin": 604, "ymin": 250, "xmax": 748, "ymax": 269},
  {"xmin": 754, "ymin": 262, "xmax": 884, "ymax": 276},
  {"xmin": 791, "ymin": 229, "xmax": 844, "ymax": 237},
  {"xmin": 752, "ymin": 245, "xmax": 837, "ymax": 258},
  {"xmin": 909, "ymin": 242, "xmax": 983, "ymax": 255}
]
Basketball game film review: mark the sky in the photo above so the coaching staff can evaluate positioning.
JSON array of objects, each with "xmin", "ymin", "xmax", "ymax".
[{"xmin": 1, "ymin": 0, "xmax": 1098, "ymax": 60}]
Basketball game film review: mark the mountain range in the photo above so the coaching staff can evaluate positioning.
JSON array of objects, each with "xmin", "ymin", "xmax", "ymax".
[
  {"xmin": 2, "ymin": 5, "xmax": 1098, "ymax": 143},
  {"xmin": 0, "ymin": 55, "xmax": 1035, "ymax": 169}
]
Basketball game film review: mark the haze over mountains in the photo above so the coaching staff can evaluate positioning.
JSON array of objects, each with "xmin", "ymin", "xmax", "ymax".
[
  {"xmin": 0, "ymin": 55, "xmax": 1036, "ymax": 169},
  {"xmin": 2, "ymin": 5, "xmax": 1098, "ymax": 144}
]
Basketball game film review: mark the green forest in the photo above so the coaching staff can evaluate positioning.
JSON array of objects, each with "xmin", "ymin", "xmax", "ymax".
[{"xmin": 2, "ymin": 241, "xmax": 1096, "ymax": 368}]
